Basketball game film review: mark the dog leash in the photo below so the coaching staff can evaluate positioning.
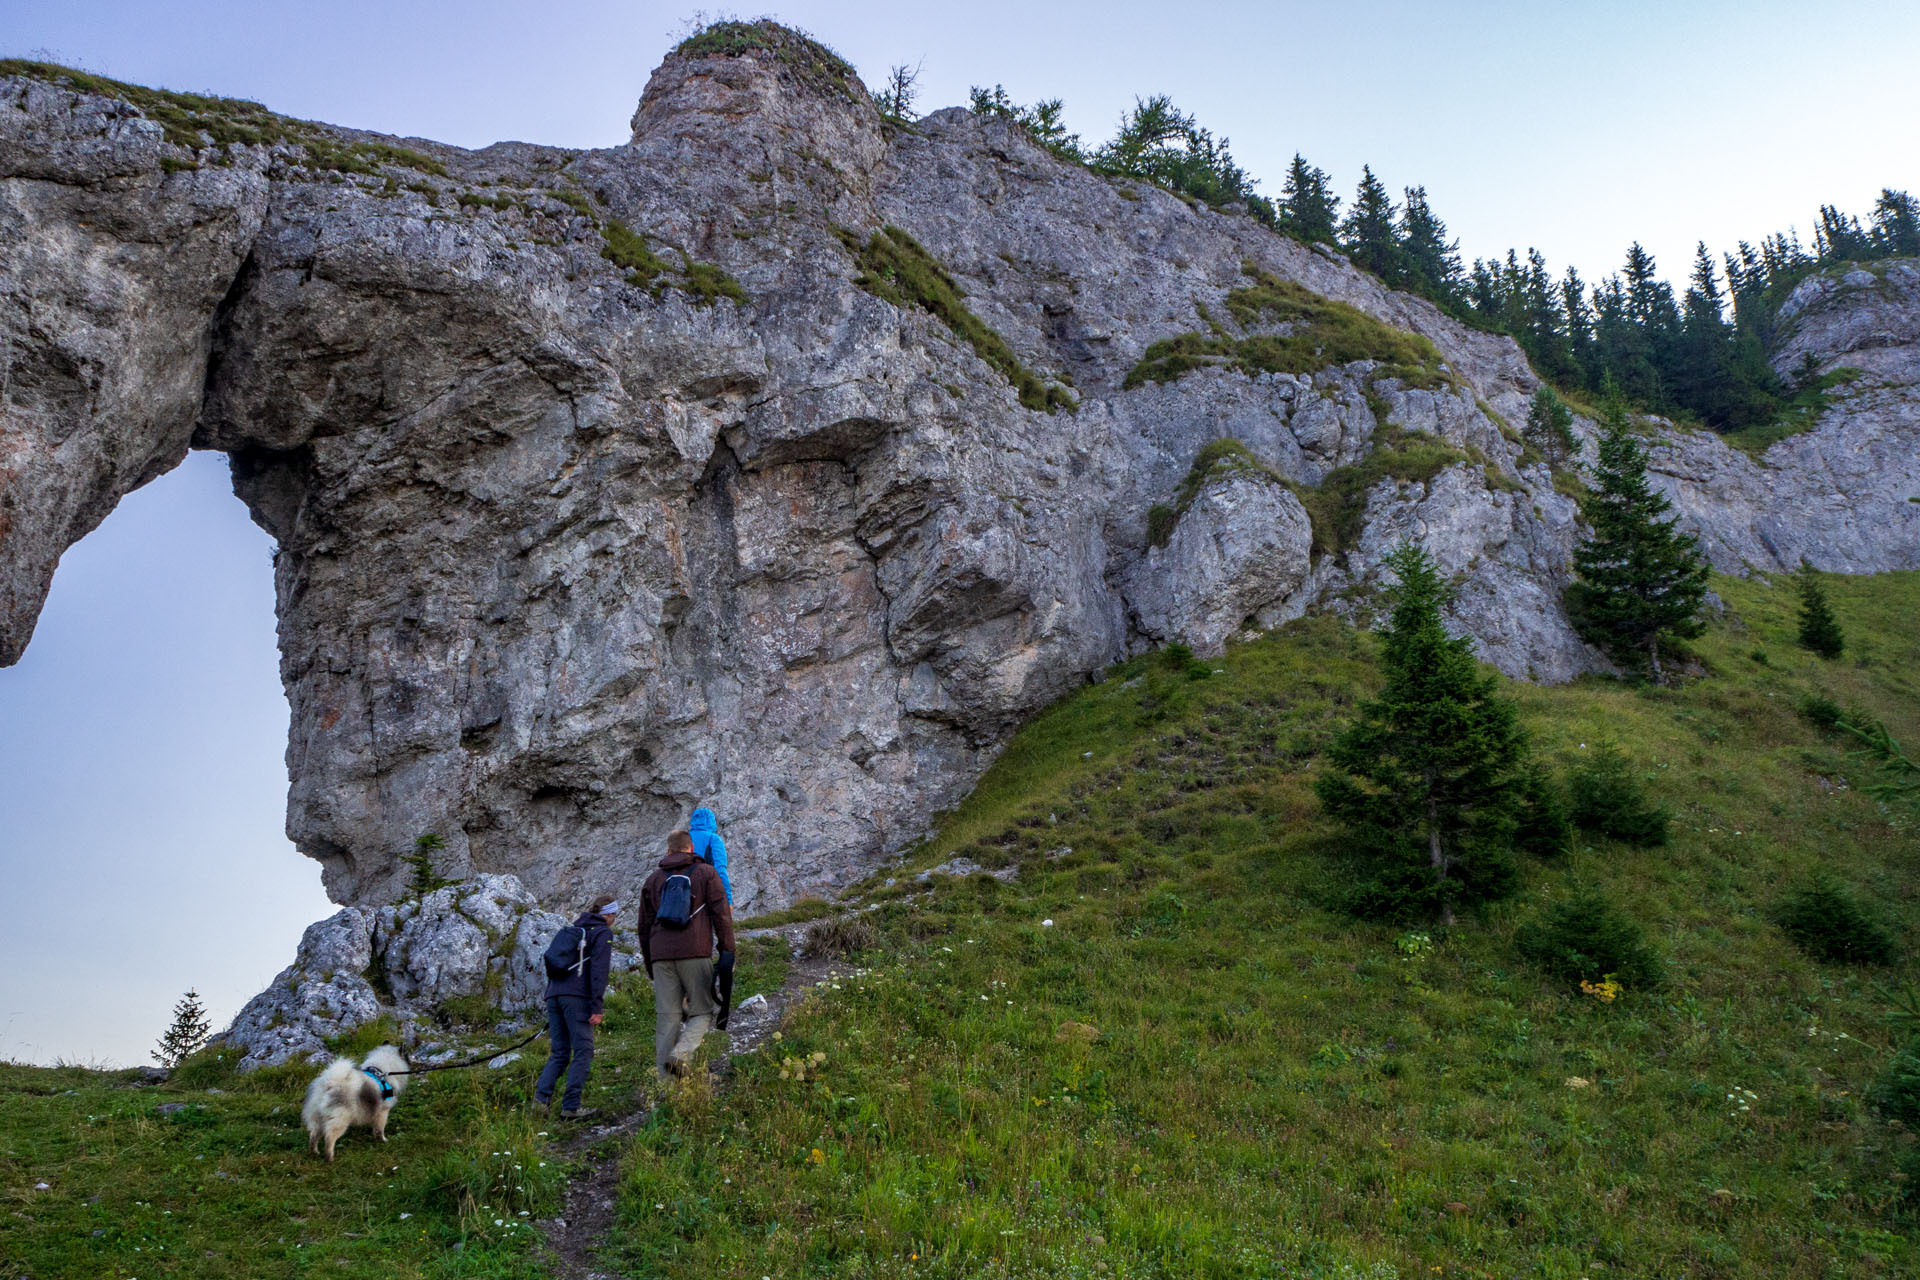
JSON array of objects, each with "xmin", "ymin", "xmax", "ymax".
[{"xmin": 387, "ymin": 1025, "xmax": 548, "ymax": 1076}]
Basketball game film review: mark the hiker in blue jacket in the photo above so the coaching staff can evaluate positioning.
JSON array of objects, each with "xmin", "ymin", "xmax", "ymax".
[{"xmin": 688, "ymin": 807, "xmax": 733, "ymax": 905}]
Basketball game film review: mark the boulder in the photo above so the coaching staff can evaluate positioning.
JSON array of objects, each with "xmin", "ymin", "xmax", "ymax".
[
  {"xmin": 221, "ymin": 873, "xmax": 570, "ymax": 1070},
  {"xmin": 1125, "ymin": 468, "xmax": 1313, "ymax": 657}
]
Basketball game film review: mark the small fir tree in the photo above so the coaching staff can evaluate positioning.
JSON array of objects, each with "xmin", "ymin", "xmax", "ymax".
[
  {"xmin": 154, "ymin": 990, "xmax": 212, "ymax": 1068},
  {"xmin": 1278, "ymin": 153, "xmax": 1340, "ymax": 245},
  {"xmin": 1341, "ymin": 165, "xmax": 1402, "ymax": 285},
  {"xmin": 1397, "ymin": 186, "xmax": 1462, "ymax": 306},
  {"xmin": 406, "ymin": 832, "xmax": 451, "ymax": 897},
  {"xmin": 1563, "ymin": 394, "xmax": 1709, "ymax": 682},
  {"xmin": 1795, "ymin": 560, "xmax": 1845, "ymax": 659},
  {"xmin": 1523, "ymin": 386, "xmax": 1578, "ymax": 470},
  {"xmin": 1315, "ymin": 543, "xmax": 1530, "ymax": 923}
]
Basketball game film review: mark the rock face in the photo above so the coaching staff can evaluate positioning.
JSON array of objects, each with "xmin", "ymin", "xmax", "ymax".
[
  {"xmin": 1650, "ymin": 261, "xmax": 1920, "ymax": 574},
  {"xmin": 1125, "ymin": 464, "xmax": 1313, "ymax": 657},
  {"xmin": 0, "ymin": 77, "xmax": 266, "ymax": 664},
  {"xmin": 221, "ymin": 873, "xmax": 570, "ymax": 1069},
  {"xmin": 4, "ymin": 31, "xmax": 1918, "ymax": 918}
]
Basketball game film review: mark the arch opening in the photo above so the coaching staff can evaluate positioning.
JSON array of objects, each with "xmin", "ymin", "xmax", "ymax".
[{"xmin": 0, "ymin": 450, "xmax": 330, "ymax": 1066}]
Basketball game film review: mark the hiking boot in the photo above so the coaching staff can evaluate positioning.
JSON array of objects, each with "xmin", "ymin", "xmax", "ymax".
[
  {"xmin": 559, "ymin": 1106, "xmax": 599, "ymax": 1121},
  {"xmin": 530, "ymin": 1098, "xmax": 551, "ymax": 1117}
]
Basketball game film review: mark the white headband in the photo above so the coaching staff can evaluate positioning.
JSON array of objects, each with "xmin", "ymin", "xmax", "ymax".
[{"xmin": 598, "ymin": 900, "xmax": 622, "ymax": 916}]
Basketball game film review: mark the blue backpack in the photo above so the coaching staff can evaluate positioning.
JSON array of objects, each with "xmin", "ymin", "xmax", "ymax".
[
  {"xmin": 542, "ymin": 924, "xmax": 590, "ymax": 980},
  {"xmin": 656, "ymin": 872, "xmax": 704, "ymax": 929}
]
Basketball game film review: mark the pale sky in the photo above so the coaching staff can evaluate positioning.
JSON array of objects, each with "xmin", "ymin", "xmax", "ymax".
[{"xmin": 3, "ymin": 0, "xmax": 1915, "ymax": 1065}]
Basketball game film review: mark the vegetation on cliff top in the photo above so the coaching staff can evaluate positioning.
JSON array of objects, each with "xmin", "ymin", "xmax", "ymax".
[
  {"xmin": 0, "ymin": 58, "xmax": 446, "ymax": 177},
  {"xmin": 674, "ymin": 18, "xmax": 861, "ymax": 105},
  {"xmin": 964, "ymin": 79, "xmax": 1915, "ymax": 449}
]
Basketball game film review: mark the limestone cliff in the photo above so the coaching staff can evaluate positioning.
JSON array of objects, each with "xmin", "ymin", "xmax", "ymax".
[
  {"xmin": 3, "ymin": 29, "xmax": 1916, "ymax": 914},
  {"xmin": 1648, "ymin": 260, "xmax": 1920, "ymax": 572}
]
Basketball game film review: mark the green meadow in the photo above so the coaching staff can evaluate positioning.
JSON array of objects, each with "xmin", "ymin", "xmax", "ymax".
[{"xmin": 4, "ymin": 569, "xmax": 1917, "ymax": 1278}]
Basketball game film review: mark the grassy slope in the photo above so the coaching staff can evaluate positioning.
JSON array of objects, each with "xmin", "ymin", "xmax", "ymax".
[
  {"xmin": 0, "ymin": 942, "xmax": 791, "ymax": 1277},
  {"xmin": 4, "ymin": 573, "xmax": 1916, "ymax": 1278},
  {"xmin": 610, "ymin": 571, "xmax": 1920, "ymax": 1279}
]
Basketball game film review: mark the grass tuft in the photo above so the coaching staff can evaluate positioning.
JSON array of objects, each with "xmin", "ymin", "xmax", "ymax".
[
  {"xmin": 1126, "ymin": 265, "xmax": 1448, "ymax": 390},
  {"xmin": 601, "ymin": 218, "xmax": 669, "ymax": 287},
  {"xmin": 804, "ymin": 914, "xmax": 881, "ymax": 959},
  {"xmin": 839, "ymin": 224, "xmax": 1075, "ymax": 413},
  {"xmin": 678, "ymin": 254, "xmax": 748, "ymax": 306},
  {"xmin": 1148, "ymin": 438, "xmax": 1289, "ymax": 547},
  {"xmin": 1292, "ymin": 426, "xmax": 1471, "ymax": 556}
]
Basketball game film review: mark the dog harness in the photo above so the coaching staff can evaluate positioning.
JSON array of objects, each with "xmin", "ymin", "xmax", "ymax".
[{"xmin": 362, "ymin": 1065, "xmax": 395, "ymax": 1101}]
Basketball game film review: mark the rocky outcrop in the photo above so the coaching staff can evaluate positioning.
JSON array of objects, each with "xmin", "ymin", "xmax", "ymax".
[
  {"xmin": 4, "ymin": 31, "xmax": 1917, "ymax": 916},
  {"xmin": 220, "ymin": 873, "xmax": 572, "ymax": 1069},
  {"xmin": 1126, "ymin": 464, "xmax": 1313, "ymax": 657},
  {"xmin": 0, "ymin": 77, "xmax": 266, "ymax": 664},
  {"xmin": 1649, "ymin": 261, "xmax": 1920, "ymax": 574}
]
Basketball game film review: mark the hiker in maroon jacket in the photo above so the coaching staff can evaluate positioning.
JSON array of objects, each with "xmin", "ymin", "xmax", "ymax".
[{"xmin": 638, "ymin": 830, "xmax": 737, "ymax": 1077}]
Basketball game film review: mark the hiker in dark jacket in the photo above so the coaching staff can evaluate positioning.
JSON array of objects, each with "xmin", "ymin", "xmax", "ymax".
[
  {"xmin": 534, "ymin": 894, "xmax": 617, "ymax": 1120},
  {"xmin": 687, "ymin": 807, "xmax": 733, "ymax": 905},
  {"xmin": 639, "ymin": 831, "xmax": 736, "ymax": 1077}
]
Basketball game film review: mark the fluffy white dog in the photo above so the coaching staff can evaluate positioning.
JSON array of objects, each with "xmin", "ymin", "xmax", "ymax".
[{"xmin": 302, "ymin": 1044, "xmax": 409, "ymax": 1161}]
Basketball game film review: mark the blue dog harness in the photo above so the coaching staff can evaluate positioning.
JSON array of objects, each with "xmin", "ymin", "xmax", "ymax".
[{"xmin": 362, "ymin": 1066, "xmax": 395, "ymax": 1101}]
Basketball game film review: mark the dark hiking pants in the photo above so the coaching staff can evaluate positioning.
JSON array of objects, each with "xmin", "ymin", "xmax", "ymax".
[{"xmin": 534, "ymin": 995, "xmax": 595, "ymax": 1110}]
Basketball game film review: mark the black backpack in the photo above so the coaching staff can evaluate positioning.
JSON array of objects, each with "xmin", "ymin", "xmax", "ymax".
[
  {"xmin": 542, "ymin": 924, "xmax": 590, "ymax": 980},
  {"xmin": 656, "ymin": 872, "xmax": 705, "ymax": 929}
]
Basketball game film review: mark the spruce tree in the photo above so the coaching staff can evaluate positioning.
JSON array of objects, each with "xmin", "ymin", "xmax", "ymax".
[
  {"xmin": 1524, "ymin": 386, "xmax": 1577, "ymax": 470},
  {"xmin": 1341, "ymin": 165, "xmax": 1402, "ymax": 285},
  {"xmin": 1520, "ymin": 249, "xmax": 1573, "ymax": 382},
  {"xmin": 1561, "ymin": 266, "xmax": 1595, "ymax": 380},
  {"xmin": 1278, "ymin": 153, "xmax": 1340, "ymax": 245},
  {"xmin": 1315, "ymin": 543, "xmax": 1530, "ymax": 923},
  {"xmin": 1816, "ymin": 204, "xmax": 1872, "ymax": 260},
  {"xmin": 1678, "ymin": 242, "xmax": 1737, "ymax": 424},
  {"xmin": 1398, "ymin": 186, "xmax": 1462, "ymax": 307},
  {"xmin": 1563, "ymin": 396, "xmax": 1710, "ymax": 682},
  {"xmin": 1795, "ymin": 560, "xmax": 1845, "ymax": 659},
  {"xmin": 1873, "ymin": 188, "xmax": 1920, "ymax": 257},
  {"xmin": 154, "ymin": 990, "xmax": 212, "ymax": 1069}
]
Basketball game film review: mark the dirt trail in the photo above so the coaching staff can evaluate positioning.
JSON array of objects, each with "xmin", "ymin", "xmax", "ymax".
[{"xmin": 535, "ymin": 923, "xmax": 839, "ymax": 1279}]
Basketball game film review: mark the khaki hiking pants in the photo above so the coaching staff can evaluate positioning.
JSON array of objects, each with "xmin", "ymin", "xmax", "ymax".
[{"xmin": 651, "ymin": 956, "xmax": 715, "ymax": 1076}]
